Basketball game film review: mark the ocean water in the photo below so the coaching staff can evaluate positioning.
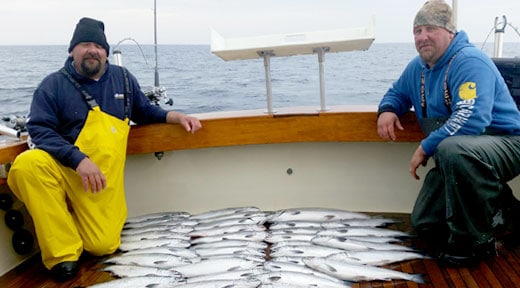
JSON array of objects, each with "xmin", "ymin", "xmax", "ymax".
[{"xmin": 0, "ymin": 42, "xmax": 519, "ymax": 121}]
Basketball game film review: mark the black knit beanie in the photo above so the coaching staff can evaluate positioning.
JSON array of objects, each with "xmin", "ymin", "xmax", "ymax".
[{"xmin": 68, "ymin": 17, "xmax": 110, "ymax": 54}]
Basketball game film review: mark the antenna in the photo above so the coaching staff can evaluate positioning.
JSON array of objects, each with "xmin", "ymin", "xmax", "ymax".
[{"xmin": 154, "ymin": 0, "xmax": 159, "ymax": 88}]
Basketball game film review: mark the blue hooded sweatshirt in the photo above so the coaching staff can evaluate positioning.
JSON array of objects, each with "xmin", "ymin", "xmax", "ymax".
[
  {"xmin": 26, "ymin": 57, "xmax": 168, "ymax": 169},
  {"xmin": 378, "ymin": 30, "xmax": 520, "ymax": 156}
]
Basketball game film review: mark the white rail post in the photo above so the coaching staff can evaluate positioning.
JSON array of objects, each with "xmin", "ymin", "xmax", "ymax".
[
  {"xmin": 314, "ymin": 47, "xmax": 330, "ymax": 112},
  {"xmin": 258, "ymin": 50, "xmax": 275, "ymax": 114}
]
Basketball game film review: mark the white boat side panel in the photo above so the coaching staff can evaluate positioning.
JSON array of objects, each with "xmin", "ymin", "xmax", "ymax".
[
  {"xmin": 125, "ymin": 142, "xmax": 520, "ymax": 217},
  {"xmin": 124, "ymin": 141, "xmax": 424, "ymax": 216},
  {"xmin": 210, "ymin": 17, "xmax": 375, "ymax": 61}
]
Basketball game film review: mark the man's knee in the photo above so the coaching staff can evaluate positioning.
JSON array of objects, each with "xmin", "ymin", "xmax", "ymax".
[
  {"xmin": 83, "ymin": 236, "xmax": 120, "ymax": 256},
  {"xmin": 9, "ymin": 149, "xmax": 56, "ymax": 180},
  {"xmin": 435, "ymin": 137, "xmax": 465, "ymax": 160}
]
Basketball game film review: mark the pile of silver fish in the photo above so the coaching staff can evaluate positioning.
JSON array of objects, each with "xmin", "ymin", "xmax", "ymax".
[{"xmin": 89, "ymin": 207, "xmax": 428, "ymax": 287}]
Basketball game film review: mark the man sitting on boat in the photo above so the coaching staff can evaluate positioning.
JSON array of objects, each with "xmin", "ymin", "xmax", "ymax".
[
  {"xmin": 6, "ymin": 17, "xmax": 201, "ymax": 281},
  {"xmin": 377, "ymin": 0, "xmax": 520, "ymax": 266}
]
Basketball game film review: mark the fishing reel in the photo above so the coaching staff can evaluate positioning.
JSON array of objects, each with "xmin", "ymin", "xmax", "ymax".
[
  {"xmin": 2, "ymin": 115, "xmax": 27, "ymax": 131},
  {"xmin": 1, "ymin": 115, "xmax": 27, "ymax": 138},
  {"xmin": 143, "ymin": 86, "xmax": 173, "ymax": 107}
]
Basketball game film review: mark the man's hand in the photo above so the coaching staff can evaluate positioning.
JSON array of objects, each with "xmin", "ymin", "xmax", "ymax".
[
  {"xmin": 410, "ymin": 145, "xmax": 428, "ymax": 180},
  {"xmin": 377, "ymin": 112, "xmax": 404, "ymax": 141},
  {"xmin": 166, "ymin": 111, "xmax": 202, "ymax": 134},
  {"xmin": 76, "ymin": 157, "xmax": 106, "ymax": 193}
]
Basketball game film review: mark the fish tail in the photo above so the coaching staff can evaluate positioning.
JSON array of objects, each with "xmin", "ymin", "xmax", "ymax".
[{"xmin": 410, "ymin": 273, "xmax": 426, "ymax": 284}]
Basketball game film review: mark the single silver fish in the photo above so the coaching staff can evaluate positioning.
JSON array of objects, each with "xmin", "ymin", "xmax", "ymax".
[
  {"xmin": 302, "ymin": 257, "xmax": 425, "ymax": 283},
  {"xmin": 190, "ymin": 206, "xmax": 261, "ymax": 221},
  {"xmin": 191, "ymin": 239, "xmax": 268, "ymax": 250},
  {"xmin": 125, "ymin": 211, "xmax": 191, "ymax": 224},
  {"xmin": 265, "ymin": 233, "xmax": 315, "ymax": 244},
  {"xmin": 100, "ymin": 264, "xmax": 184, "ymax": 278},
  {"xmin": 121, "ymin": 231, "xmax": 191, "ymax": 242},
  {"xmin": 190, "ymin": 230, "xmax": 268, "ymax": 245},
  {"xmin": 263, "ymin": 260, "xmax": 345, "ymax": 284},
  {"xmin": 259, "ymin": 283, "xmax": 320, "ymax": 288},
  {"xmin": 170, "ymin": 278, "xmax": 262, "ymax": 287},
  {"xmin": 268, "ymin": 227, "xmax": 322, "ymax": 235},
  {"xmin": 121, "ymin": 225, "xmax": 194, "ymax": 236},
  {"xmin": 270, "ymin": 244, "xmax": 344, "ymax": 258},
  {"xmin": 190, "ymin": 224, "xmax": 265, "ymax": 237},
  {"xmin": 123, "ymin": 217, "xmax": 190, "ymax": 229},
  {"xmin": 326, "ymin": 250, "xmax": 430, "ymax": 266},
  {"xmin": 268, "ymin": 256, "xmax": 306, "ymax": 265},
  {"xmin": 193, "ymin": 246, "xmax": 266, "ymax": 258},
  {"xmin": 254, "ymin": 270, "xmax": 350, "ymax": 287},
  {"xmin": 87, "ymin": 276, "xmax": 184, "ymax": 288},
  {"xmin": 171, "ymin": 257, "xmax": 263, "ymax": 278},
  {"xmin": 194, "ymin": 216, "xmax": 266, "ymax": 231},
  {"xmin": 122, "ymin": 247, "xmax": 200, "ymax": 259},
  {"xmin": 104, "ymin": 253, "xmax": 193, "ymax": 269},
  {"xmin": 195, "ymin": 211, "xmax": 268, "ymax": 224},
  {"xmin": 268, "ymin": 221, "xmax": 324, "ymax": 230},
  {"xmin": 185, "ymin": 267, "xmax": 267, "ymax": 283},
  {"xmin": 311, "ymin": 235, "xmax": 413, "ymax": 251},
  {"xmin": 269, "ymin": 240, "xmax": 315, "ymax": 250},
  {"xmin": 316, "ymin": 227, "xmax": 411, "ymax": 238},
  {"xmin": 267, "ymin": 207, "xmax": 370, "ymax": 222},
  {"xmin": 198, "ymin": 253, "xmax": 266, "ymax": 263},
  {"xmin": 320, "ymin": 217, "xmax": 398, "ymax": 228},
  {"xmin": 340, "ymin": 235, "xmax": 403, "ymax": 243},
  {"xmin": 118, "ymin": 238, "xmax": 191, "ymax": 251}
]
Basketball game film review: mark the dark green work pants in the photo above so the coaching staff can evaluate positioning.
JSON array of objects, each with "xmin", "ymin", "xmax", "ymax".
[{"xmin": 411, "ymin": 135, "xmax": 520, "ymax": 248}]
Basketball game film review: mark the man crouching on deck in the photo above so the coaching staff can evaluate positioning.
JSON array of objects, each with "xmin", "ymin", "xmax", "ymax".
[
  {"xmin": 377, "ymin": 0, "xmax": 520, "ymax": 266},
  {"xmin": 7, "ymin": 17, "xmax": 201, "ymax": 281}
]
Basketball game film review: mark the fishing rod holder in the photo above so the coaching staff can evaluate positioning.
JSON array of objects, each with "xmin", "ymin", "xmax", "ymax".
[{"xmin": 493, "ymin": 15, "xmax": 507, "ymax": 58}]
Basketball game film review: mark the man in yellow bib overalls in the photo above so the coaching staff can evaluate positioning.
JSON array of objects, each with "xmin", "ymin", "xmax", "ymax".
[{"xmin": 7, "ymin": 17, "xmax": 202, "ymax": 281}]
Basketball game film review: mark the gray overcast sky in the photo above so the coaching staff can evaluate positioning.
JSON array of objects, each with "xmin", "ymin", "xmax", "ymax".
[{"xmin": 1, "ymin": 0, "xmax": 519, "ymax": 46}]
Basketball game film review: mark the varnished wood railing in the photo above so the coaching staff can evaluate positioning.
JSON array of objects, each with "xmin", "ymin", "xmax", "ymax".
[
  {"xmin": 0, "ymin": 108, "xmax": 424, "ymax": 185},
  {"xmin": 127, "ymin": 109, "xmax": 423, "ymax": 155}
]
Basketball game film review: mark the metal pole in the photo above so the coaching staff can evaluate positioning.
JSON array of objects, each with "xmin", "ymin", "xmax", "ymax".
[
  {"xmin": 258, "ymin": 50, "xmax": 275, "ymax": 114},
  {"xmin": 451, "ymin": 0, "xmax": 458, "ymax": 31},
  {"xmin": 493, "ymin": 16, "xmax": 507, "ymax": 58},
  {"xmin": 314, "ymin": 47, "xmax": 329, "ymax": 112},
  {"xmin": 154, "ymin": 0, "xmax": 160, "ymax": 87}
]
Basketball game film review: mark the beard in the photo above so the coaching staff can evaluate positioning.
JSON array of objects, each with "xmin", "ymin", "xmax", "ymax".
[
  {"xmin": 80, "ymin": 56, "xmax": 102, "ymax": 77},
  {"xmin": 419, "ymin": 50, "xmax": 435, "ymax": 64}
]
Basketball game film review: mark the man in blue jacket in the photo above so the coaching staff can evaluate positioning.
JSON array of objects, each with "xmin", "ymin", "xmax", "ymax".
[
  {"xmin": 377, "ymin": 0, "xmax": 520, "ymax": 266},
  {"xmin": 7, "ymin": 17, "xmax": 201, "ymax": 281}
]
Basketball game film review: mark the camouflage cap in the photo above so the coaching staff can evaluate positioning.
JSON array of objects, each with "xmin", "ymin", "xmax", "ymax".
[{"xmin": 414, "ymin": 0, "xmax": 456, "ymax": 33}]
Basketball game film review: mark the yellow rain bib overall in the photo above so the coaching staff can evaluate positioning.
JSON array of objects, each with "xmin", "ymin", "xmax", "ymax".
[{"xmin": 8, "ymin": 92, "xmax": 130, "ymax": 270}]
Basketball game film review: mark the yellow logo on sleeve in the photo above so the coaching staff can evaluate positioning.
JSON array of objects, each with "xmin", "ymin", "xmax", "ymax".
[{"xmin": 458, "ymin": 82, "xmax": 477, "ymax": 100}]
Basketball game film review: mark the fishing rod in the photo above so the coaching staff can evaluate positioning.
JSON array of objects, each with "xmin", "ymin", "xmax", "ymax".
[
  {"xmin": 146, "ymin": 0, "xmax": 172, "ymax": 106},
  {"xmin": 112, "ymin": 0, "xmax": 173, "ymax": 106}
]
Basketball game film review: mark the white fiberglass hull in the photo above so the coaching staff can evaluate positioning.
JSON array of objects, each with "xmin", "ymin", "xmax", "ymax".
[{"xmin": 124, "ymin": 141, "xmax": 426, "ymax": 216}]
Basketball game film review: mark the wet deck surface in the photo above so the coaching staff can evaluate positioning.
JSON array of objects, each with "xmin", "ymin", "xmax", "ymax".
[{"xmin": 0, "ymin": 213, "xmax": 519, "ymax": 288}]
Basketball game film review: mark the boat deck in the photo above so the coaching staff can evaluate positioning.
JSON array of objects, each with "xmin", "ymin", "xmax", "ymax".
[{"xmin": 0, "ymin": 212, "xmax": 518, "ymax": 288}]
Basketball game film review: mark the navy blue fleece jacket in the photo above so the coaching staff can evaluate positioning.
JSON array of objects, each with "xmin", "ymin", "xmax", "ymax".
[{"xmin": 26, "ymin": 57, "xmax": 168, "ymax": 169}]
